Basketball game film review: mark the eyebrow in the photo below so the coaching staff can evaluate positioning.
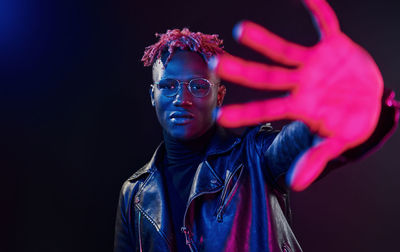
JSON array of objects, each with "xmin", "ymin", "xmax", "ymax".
[{"xmin": 161, "ymin": 75, "xmax": 209, "ymax": 81}]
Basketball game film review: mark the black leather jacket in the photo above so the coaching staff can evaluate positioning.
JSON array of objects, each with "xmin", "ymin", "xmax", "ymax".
[{"xmin": 114, "ymin": 122, "xmax": 314, "ymax": 252}]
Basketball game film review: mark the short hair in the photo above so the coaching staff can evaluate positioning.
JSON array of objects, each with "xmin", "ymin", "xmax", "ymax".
[{"xmin": 141, "ymin": 28, "xmax": 225, "ymax": 67}]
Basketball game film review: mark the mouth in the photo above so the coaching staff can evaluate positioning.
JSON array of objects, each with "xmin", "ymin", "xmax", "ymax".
[{"xmin": 169, "ymin": 111, "xmax": 194, "ymax": 124}]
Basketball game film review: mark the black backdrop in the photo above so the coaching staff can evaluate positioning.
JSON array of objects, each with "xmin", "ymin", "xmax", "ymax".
[{"xmin": 3, "ymin": 0, "xmax": 400, "ymax": 251}]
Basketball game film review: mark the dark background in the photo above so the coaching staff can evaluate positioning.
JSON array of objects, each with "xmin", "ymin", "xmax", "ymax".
[{"xmin": 2, "ymin": 0, "xmax": 399, "ymax": 251}]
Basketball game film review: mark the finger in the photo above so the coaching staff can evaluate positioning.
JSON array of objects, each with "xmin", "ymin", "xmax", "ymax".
[
  {"xmin": 213, "ymin": 54, "xmax": 300, "ymax": 91},
  {"xmin": 385, "ymin": 90, "xmax": 400, "ymax": 109},
  {"xmin": 216, "ymin": 96, "xmax": 296, "ymax": 128},
  {"xmin": 234, "ymin": 21, "xmax": 309, "ymax": 66},
  {"xmin": 302, "ymin": 0, "xmax": 340, "ymax": 39},
  {"xmin": 286, "ymin": 137, "xmax": 346, "ymax": 191}
]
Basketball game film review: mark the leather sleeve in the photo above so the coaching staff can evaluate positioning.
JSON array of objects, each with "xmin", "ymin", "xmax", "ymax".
[
  {"xmin": 114, "ymin": 181, "xmax": 136, "ymax": 252},
  {"xmin": 264, "ymin": 121, "xmax": 314, "ymax": 184}
]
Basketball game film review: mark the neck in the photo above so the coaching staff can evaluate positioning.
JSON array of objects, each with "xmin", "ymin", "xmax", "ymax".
[{"xmin": 163, "ymin": 126, "xmax": 216, "ymax": 164}]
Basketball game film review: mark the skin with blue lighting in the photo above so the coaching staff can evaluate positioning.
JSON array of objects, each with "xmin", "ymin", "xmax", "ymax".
[{"xmin": 150, "ymin": 50, "xmax": 226, "ymax": 141}]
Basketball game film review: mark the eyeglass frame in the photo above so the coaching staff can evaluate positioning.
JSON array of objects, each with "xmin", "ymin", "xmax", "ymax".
[{"xmin": 151, "ymin": 78, "xmax": 220, "ymax": 98}]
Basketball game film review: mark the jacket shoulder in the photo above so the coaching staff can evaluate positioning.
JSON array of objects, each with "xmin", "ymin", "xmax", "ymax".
[
  {"xmin": 241, "ymin": 123, "xmax": 279, "ymax": 152},
  {"xmin": 118, "ymin": 162, "xmax": 152, "ymax": 205}
]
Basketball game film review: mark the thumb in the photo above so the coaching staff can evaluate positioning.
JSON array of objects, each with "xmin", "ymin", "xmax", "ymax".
[{"xmin": 286, "ymin": 137, "xmax": 346, "ymax": 191}]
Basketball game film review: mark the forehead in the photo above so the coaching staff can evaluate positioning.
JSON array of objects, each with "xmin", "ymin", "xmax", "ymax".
[{"xmin": 153, "ymin": 51, "xmax": 209, "ymax": 81}]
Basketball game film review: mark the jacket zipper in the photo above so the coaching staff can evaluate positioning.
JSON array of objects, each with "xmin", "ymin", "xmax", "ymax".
[
  {"xmin": 216, "ymin": 179, "xmax": 230, "ymax": 221},
  {"xmin": 181, "ymin": 188, "xmax": 223, "ymax": 252},
  {"xmin": 181, "ymin": 226, "xmax": 196, "ymax": 252},
  {"xmin": 138, "ymin": 211, "xmax": 143, "ymax": 252},
  {"xmin": 216, "ymin": 164, "xmax": 244, "ymax": 222}
]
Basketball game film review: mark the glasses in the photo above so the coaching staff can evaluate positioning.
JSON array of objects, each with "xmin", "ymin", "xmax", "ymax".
[{"xmin": 153, "ymin": 78, "xmax": 218, "ymax": 98}]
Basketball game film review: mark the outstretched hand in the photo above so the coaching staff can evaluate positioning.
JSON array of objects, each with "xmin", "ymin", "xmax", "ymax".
[{"xmin": 211, "ymin": 0, "xmax": 384, "ymax": 191}]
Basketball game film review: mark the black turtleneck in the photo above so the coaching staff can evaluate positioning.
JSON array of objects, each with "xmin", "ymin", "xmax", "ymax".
[{"xmin": 162, "ymin": 126, "xmax": 215, "ymax": 251}]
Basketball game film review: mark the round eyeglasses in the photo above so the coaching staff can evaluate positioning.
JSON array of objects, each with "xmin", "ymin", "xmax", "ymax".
[{"xmin": 153, "ymin": 78, "xmax": 218, "ymax": 98}]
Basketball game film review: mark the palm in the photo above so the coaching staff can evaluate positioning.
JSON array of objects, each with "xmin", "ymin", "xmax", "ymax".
[
  {"xmin": 295, "ymin": 34, "xmax": 382, "ymax": 142},
  {"xmin": 213, "ymin": 0, "xmax": 383, "ymax": 191}
]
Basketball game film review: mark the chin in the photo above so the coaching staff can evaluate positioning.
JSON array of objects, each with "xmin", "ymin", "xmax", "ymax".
[{"xmin": 168, "ymin": 129, "xmax": 199, "ymax": 141}]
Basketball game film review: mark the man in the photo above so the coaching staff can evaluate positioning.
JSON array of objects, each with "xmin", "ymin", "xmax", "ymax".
[{"xmin": 114, "ymin": 0, "xmax": 399, "ymax": 251}]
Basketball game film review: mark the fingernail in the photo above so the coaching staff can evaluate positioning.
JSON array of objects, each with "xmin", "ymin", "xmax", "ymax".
[
  {"xmin": 208, "ymin": 56, "xmax": 219, "ymax": 71},
  {"xmin": 233, "ymin": 21, "xmax": 244, "ymax": 41}
]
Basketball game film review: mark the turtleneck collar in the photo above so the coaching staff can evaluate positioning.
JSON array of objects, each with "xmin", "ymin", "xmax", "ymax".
[{"xmin": 163, "ymin": 125, "xmax": 216, "ymax": 165}]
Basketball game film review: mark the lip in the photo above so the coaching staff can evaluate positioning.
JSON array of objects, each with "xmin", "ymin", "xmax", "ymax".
[
  {"xmin": 169, "ymin": 111, "xmax": 194, "ymax": 125},
  {"xmin": 169, "ymin": 111, "xmax": 194, "ymax": 118}
]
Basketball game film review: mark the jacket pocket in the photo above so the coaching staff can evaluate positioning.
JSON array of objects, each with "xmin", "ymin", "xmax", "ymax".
[{"xmin": 216, "ymin": 163, "xmax": 244, "ymax": 222}]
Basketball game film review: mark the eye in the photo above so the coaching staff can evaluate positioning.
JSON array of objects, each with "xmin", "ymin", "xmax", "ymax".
[
  {"xmin": 190, "ymin": 79, "xmax": 209, "ymax": 90},
  {"xmin": 158, "ymin": 79, "xmax": 177, "ymax": 90}
]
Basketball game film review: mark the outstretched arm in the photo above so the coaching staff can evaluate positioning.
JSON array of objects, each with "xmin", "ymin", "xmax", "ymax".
[{"xmin": 211, "ymin": 0, "xmax": 400, "ymax": 191}]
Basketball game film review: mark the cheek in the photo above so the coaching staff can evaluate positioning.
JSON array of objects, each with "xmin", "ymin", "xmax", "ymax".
[
  {"xmin": 194, "ymin": 97, "xmax": 218, "ymax": 120},
  {"xmin": 153, "ymin": 95, "xmax": 169, "ymax": 121},
  {"xmin": 205, "ymin": 91, "xmax": 219, "ymax": 111}
]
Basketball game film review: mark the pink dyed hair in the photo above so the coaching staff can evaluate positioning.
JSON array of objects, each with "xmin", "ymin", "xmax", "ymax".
[{"xmin": 141, "ymin": 28, "xmax": 225, "ymax": 67}]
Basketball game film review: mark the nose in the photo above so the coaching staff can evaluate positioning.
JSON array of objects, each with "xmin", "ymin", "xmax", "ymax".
[{"xmin": 172, "ymin": 82, "xmax": 193, "ymax": 106}]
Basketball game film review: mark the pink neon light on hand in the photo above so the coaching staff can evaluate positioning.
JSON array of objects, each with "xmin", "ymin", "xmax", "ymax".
[{"xmin": 212, "ymin": 0, "xmax": 388, "ymax": 191}]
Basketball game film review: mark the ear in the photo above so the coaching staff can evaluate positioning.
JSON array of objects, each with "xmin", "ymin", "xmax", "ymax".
[
  {"xmin": 217, "ymin": 84, "xmax": 226, "ymax": 107},
  {"xmin": 150, "ymin": 86, "xmax": 155, "ymax": 107}
]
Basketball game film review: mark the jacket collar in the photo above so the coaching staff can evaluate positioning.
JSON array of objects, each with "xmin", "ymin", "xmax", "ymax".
[
  {"xmin": 205, "ymin": 126, "xmax": 242, "ymax": 156},
  {"xmin": 127, "ymin": 127, "xmax": 242, "ymax": 248},
  {"xmin": 128, "ymin": 126, "xmax": 242, "ymax": 182},
  {"xmin": 127, "ymin": 143, "xmax": 162, "ymax": 181}
]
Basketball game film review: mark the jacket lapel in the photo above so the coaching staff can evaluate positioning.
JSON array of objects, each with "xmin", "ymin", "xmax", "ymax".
[
  {"xmin": 187, "ymin": 161, "xmax": 224, "ymax": 202},
  {"xmin": 129, "ymin": 127, "xmax": 242, "ymax": 249},
  {"xmin": 188, "ymin": 127, "xmax": 242, "ymax": 201},
  {"xmin": 130, "ymin": 144, "xmax": 176, "ymax": 249}
]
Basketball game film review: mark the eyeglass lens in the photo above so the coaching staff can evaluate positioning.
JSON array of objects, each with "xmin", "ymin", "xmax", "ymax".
[{"xmin": 157, "ymin": 78, "xmax": 211, "ymax": 97}]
